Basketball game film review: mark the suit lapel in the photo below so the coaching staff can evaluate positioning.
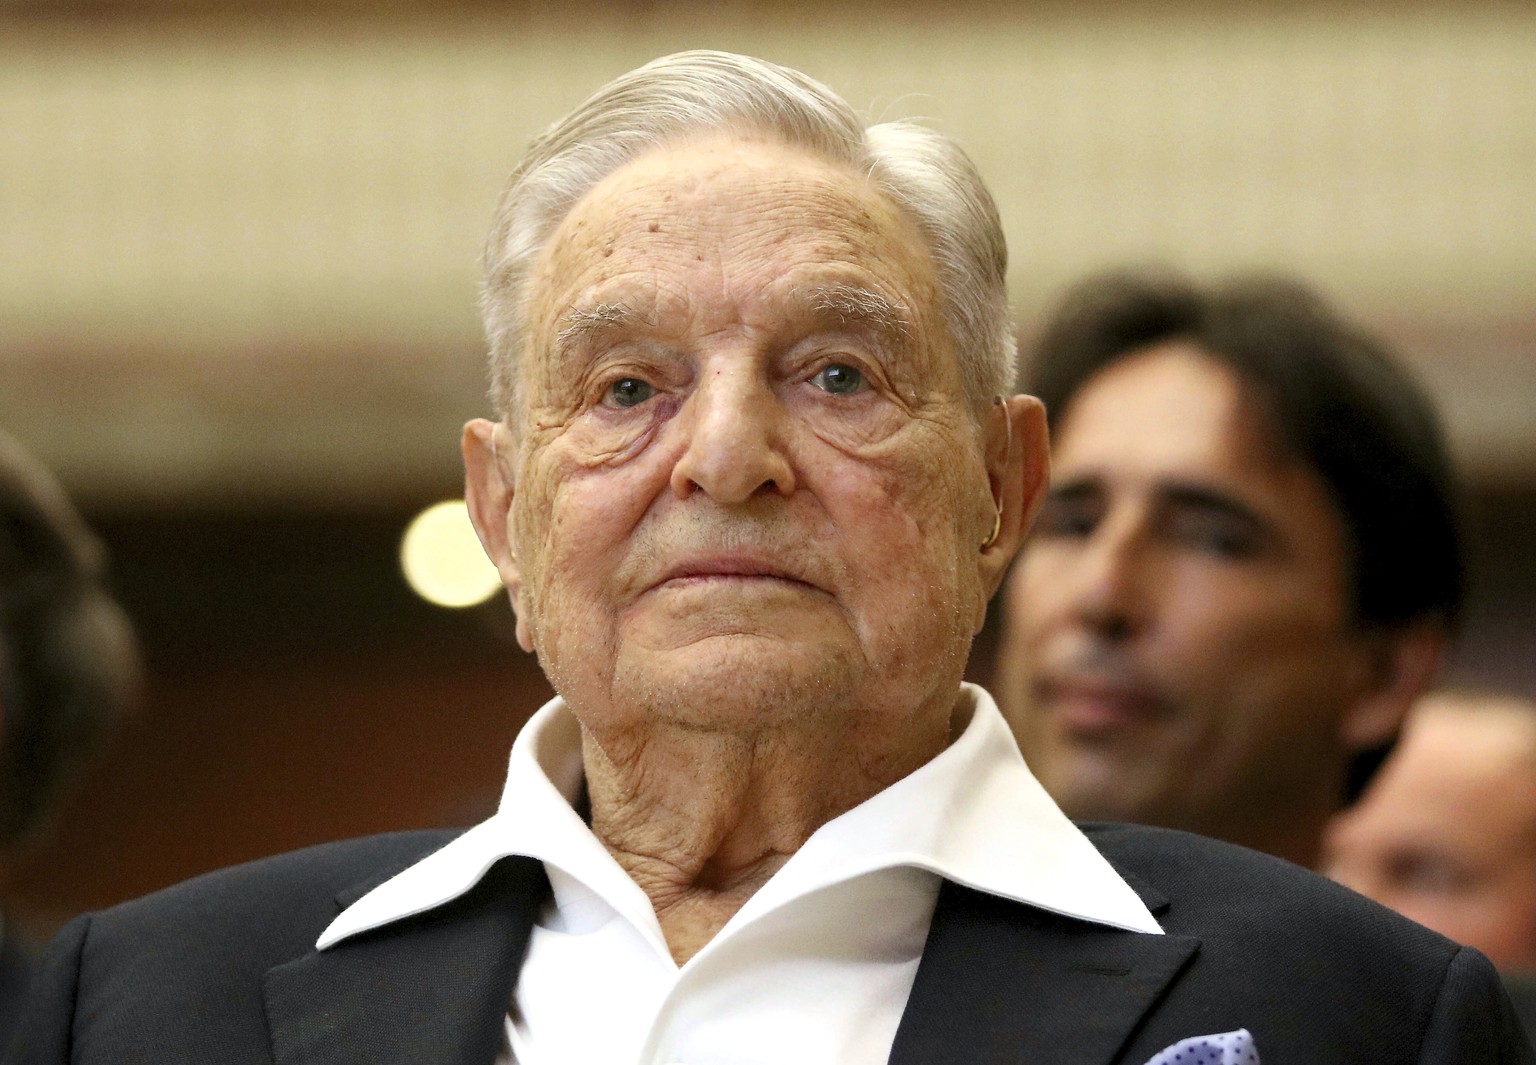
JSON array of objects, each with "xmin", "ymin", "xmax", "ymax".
[
  {"xmin": 263, "ymin": 854, "xmax": 548, "ymax": 1065},
  {"xmin": 889, "ymin": 880, "xmax": 1198, "ymax": 1065}
]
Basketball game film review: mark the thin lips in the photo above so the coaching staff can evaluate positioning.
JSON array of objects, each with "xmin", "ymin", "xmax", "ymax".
[{"xmin": 654, "ymin": 556, "xmax": 815, "ymax": 589}]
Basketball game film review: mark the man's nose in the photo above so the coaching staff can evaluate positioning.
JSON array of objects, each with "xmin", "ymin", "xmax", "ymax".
[
  {"xmin": 1067, "ymin": 513, "xmax": 1150, "ymax": 640},
  {"xmin": 669, "ymin": 367, "xmax": 797, "ymax": 503}
]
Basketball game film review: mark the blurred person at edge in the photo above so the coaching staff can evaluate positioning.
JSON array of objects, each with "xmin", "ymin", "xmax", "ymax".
[
  {"xmin": 1326, "ymin": 691, "xmax": 1536, "ymax": 972},
  {"xmin": 0, "ymin": 431, "xmax": 138, "ymax": 1042},
  {"xmin": 994, "ymin": 270, "xmax": 1460, "ymax": 869},
  {"xmin": 10, "ymin": 56, "xmax": 1531, "ymax": 1065}
]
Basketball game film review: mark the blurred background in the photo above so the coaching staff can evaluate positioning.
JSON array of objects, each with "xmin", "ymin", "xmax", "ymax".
[{"xmin": 2, "ymin": 0, "xmax": 1532, "ymax": 938}]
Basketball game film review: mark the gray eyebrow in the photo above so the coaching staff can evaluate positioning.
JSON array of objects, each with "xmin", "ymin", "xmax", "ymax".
[
  {"xmin": 555, "ymin": 301, "xmax": 649, "ymax": 349},
  {"xmin": 800, "ymin": 283, "xmax": 913, "ymax": 341}
]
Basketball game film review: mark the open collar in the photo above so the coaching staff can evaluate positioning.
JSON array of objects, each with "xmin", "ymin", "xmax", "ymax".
[{"xmin": 317, "ymin": 684, "xmax": 1160, "ymax": 956}]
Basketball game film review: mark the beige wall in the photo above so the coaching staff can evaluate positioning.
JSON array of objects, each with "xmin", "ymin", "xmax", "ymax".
[{"xmin": 2, "ymin": 0, "xmax": 1533, "ymax": 503}]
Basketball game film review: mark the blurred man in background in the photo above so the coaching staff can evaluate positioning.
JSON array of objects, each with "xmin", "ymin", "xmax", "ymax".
[
  {"xmin": 996, "ymin": 270, "xmax": 1460, "ymax": 868},
  {"xmin": 1325, "ymin": 691, "xmax": 1536, "ymax": 972},
  {"xmin": 0, "ymin": 431, "xmax": 138, "ymax": 1041}
]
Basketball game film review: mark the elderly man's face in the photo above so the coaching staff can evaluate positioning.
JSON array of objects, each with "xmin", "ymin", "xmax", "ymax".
[
  {"xmin": 469, "ymin": 137, "xmax": 1010, "ymax": 739},
  {"xmin": 999, "ymin": 344, "xmax": 1395, "ymax": 849}
]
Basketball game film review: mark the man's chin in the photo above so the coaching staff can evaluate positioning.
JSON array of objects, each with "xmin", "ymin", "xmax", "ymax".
[{"xmin": 615, "ymin": 638, "xmax": 863, "ymax": 731}]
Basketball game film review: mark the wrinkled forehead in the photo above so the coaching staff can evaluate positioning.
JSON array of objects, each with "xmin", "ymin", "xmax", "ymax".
[{"xmin": 522, "ymin": 135, "xmax": 946, "ymax": 345}]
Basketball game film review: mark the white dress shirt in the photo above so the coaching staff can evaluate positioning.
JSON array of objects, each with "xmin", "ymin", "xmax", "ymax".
[{"xmin": 317, "ymin": 684, "xmax": 1161, "ymax": 1065}]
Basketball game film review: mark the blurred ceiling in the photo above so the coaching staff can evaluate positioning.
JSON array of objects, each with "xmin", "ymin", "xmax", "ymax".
[{"xmin": 2, "ymin": 0, "xmax": 1533, "ymax": 506}]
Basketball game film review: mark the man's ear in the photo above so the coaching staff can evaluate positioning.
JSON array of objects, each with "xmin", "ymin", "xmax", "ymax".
[
  {"xmin": 977, "ymin": 394, "xmax": 1050, "ymax": 601},
  {"xmin": 462, "ymin": 418, "xmax": 533, "ymax": 652},
  {"xmin": 1340, "ymin": 620, "xmax": 1447, "ymax": 751}
]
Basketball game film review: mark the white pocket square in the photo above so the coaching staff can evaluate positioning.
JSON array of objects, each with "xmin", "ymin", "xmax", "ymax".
[{"xmin": 1142, "ymin": 1028, "xmax": 1259, "ymax": 1065}]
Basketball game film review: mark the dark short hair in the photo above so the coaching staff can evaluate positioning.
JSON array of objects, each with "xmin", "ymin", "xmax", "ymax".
[
  {"xmin": 0, "ymin": 432, "xmax": 138, "ymax": 850},
  {"xmin": 1023, "ymin": 270, "xmax": 1464, "ymax": 804},
  {"xmin": 1026, "ymin": 268, "xmax": 1464, "ymax": 631}
]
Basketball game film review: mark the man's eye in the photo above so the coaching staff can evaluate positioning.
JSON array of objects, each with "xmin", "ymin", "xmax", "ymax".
[
  {"xmin": 1035, "ymin": 499, "xmax": 1100, "ymax": 540},
  {"xmin": 810, "ymin": 363, "xmax": 864, "ymax": 396},
  {"xmin": 1166, "ymin": 513, "xmax": 1260, "ymax": 559},
  {"xmin": 605, "ymin": 378, "xmax": 654, "ymax": 408}
]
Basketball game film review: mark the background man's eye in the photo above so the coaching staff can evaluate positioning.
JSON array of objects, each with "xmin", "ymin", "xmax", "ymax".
[
  {"xmin": 1167, "ymin": 512, "xmax": 1261, "ymax": 560},
  {"xmin": 811, "ymin": 363, "xmax": 863, "ymax": 396},
  {"xmin": 1035, "ymin": 500, "xmax": 1101, "ymax": 540},
  {"xmin": 607, "ymin": 378, "xmax": 654, "ymax": 408}
]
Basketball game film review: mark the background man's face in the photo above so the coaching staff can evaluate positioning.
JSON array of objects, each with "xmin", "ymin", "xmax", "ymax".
[
  {"xmin": 1324, "ymin": 696, "xmax": 1536, "ymax": 971},
  {"xmin": 1000, "ymin": 344, "xmax": 1379, "ymax": 848},
  {"xmin": 491, "ymin": 136, "xmax": 997, "ymax": 741}
]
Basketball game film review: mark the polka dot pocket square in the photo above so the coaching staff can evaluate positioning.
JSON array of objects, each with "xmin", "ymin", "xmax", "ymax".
[{"xmin": 1142, "ymin": 1028, "xmax": 1259, "ymax": 1065}]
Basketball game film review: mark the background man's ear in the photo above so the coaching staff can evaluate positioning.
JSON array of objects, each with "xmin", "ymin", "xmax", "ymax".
[
  {"xmin": 978, "ymin": 394, "xmax": 1050, "ymax": 599},
  {"xmin": 1341, "ymin": 621, "xmax": 1448, "ymax": 751},
  {"xmin": 461, "ymin": 418, "xmax": 534, "ymax": 652}
]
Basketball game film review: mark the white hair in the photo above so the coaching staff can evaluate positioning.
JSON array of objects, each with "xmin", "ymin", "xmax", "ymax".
[{"xmin": 480, "ymin": 50, "xmax": 1014, "ymax": 421}]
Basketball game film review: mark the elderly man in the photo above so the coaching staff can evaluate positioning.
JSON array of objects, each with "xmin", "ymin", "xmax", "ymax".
[
  {"xmin": 11, "ymin": 53, "xmax": 1530, "ymax": 1064},
  {"xmin": 1326, "ymin": 691, "xmax": 1536, "ymax": 972},
  {"xmin": 995, "ymin": 271, "xmax": 1459, "ymax": 870}
]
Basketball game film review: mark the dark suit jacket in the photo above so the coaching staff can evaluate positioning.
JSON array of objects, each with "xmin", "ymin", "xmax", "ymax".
[
  {"xmin": 0, "ymin": 925, "xmax": 34, "ymax": 1054},
  {"xmin": 7, "ymin": 823, "xmax": 1532, "ymax": 1064},
  {"xmin": 1500, "ymin": 972, "xmax": 1536, "ymax": 1047}
]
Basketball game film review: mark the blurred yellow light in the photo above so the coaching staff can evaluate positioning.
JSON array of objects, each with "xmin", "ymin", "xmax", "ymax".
[{"xmin": 400, "ymin": 500, "xmax": 503, "ymax": 608}]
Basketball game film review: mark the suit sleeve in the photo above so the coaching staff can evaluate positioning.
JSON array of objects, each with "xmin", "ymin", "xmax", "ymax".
[
  {"xmin": 1417, "ymin": 946, "xmax": 1536, "ymax": 1065},
  {"xmin": 3, "ymin": 915, "xmax": 91, "ymax": 1065}
]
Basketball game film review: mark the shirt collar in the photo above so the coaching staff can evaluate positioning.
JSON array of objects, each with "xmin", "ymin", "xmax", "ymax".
[{"xmin": 317, "ymin": 683, "xmax": 1160, "ymax": 950}]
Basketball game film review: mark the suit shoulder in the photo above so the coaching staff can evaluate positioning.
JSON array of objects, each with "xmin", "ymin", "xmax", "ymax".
[
  {"xmin": 1084, "ymin": 818, "xmax": 1366, "ymax": 896},
  {"xmin": 1082, "ymin": 819, "xmax": 1316, "ymax": 883},
  {"xmin": 1081, "ymin": 820, "xmax": 1462, "ymax": 959},
  {"xmin": 92, "ymin": 829, "xmax": 461, "ymax": 947},
  {"xmin": 1075, "ymin": 823, "xmax": 1532, "ymax": 1060},
  {"xmin": 9, "ymin": 830, "xmax": 466, "ymax": 1062}
]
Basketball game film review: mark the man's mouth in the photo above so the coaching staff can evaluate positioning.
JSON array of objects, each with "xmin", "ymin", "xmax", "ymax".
[
  {"xmin": 1036, "ymin": 674, "xmax": 1166, "ymax": 738},
  {"xmin": 651, "ymin": 556, "xmax": 819, "ymax": 593}
]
